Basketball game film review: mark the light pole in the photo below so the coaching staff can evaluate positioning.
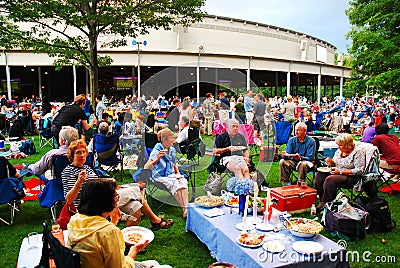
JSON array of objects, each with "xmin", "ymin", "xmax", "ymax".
[
  {"xmin": 132, "ymin": 40, "xmax": 147, "ymax": 98},
  {"xmin": 197, "ymin": 45, "xmax": 204, "ymax": 104}
]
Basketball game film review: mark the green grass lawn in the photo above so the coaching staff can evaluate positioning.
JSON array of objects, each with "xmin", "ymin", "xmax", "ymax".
[{"xmin": 1, "ymin": 136, "xmax": 399, "ymax": 268}]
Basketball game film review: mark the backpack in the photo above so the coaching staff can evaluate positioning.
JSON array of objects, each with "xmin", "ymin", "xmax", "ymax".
[
  {"xmin": 357, "ymin": 196, "xmax": 395, "ymax": 233},
  {"xmin": 20, "ymin": 139, "xmax": 37, "ymax": 155}
]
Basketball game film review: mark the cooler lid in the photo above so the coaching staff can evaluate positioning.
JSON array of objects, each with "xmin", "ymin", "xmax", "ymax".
[{"xmin": 270, "ymin": 185, "xmax": 317, "ymax": 197}]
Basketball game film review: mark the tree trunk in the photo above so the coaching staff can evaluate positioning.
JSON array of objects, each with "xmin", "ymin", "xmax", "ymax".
[{"xmin": 89, "ymin": 34, "xmax": 99, "ymax": 105}]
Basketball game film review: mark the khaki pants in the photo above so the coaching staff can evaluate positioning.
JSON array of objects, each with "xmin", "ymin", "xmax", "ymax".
[
  {"xmin": 279, "ymin": 159, "xmax": 310, "ymax": 183},
  {"xmin": 204, "ymin": 116, "xmax": 213, "ymax": 135},
  {"xmin": 246, "ymin": 111, "xmax": 254, "ymax": 124}
]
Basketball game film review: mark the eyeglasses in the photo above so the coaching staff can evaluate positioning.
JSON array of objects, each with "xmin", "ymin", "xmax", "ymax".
[{"xmin": 230, "ymin": 125, "xmax": 239, "ymax": 129}]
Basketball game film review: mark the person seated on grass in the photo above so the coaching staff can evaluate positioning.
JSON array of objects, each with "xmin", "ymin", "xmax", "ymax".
[
  {"xmin": 361, "ymin": 121, "xmax": 376, "ymax": 143},
  {"xmin": 279, "ymin": 122, "xmax": 316, "ymax": 185},
  {"xmin": 67, "ymin": 179, "xmax": 172, "ymax": 268},
  {"xmin": 63, "ymin": 139, "xmax": 173, "ymax": 230},
  {"xmin": 213, "ymin": 118, "xmax": 250, "ymax": 180},
  {"xmin": 144, "ymin": 128, "xmax": 189, "ymax": 218},
  {"xmin": 26, "ymin": 126, "xmax": 79, "ymax": 178}
]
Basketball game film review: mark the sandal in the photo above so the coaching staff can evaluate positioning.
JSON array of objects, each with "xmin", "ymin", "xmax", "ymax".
[{"xmin": 150, "ymin": 218, "xmax": 174, "ymax": 231}]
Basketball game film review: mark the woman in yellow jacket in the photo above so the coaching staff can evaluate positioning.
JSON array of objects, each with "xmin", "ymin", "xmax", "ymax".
[{"xmin": 67, "ymin": 179, "xmax": 170, "ymax": 268}]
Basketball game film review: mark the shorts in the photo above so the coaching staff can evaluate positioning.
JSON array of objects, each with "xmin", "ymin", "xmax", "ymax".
[
  {"xmin": 117, "ymin": 186, "xmax": 142, "ymax": 215},
  {"xmin": 153, "ymin": 176, "xmax": 188, "ymax": 195},
  {"xmin": 221, "ymin": 155, "xmax": 247, "ymax": 166}
]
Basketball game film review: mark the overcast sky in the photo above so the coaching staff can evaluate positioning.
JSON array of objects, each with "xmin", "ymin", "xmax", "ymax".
[{"xmin": 203, "ymin": 0, "xmax": 351, "ymax": 53}]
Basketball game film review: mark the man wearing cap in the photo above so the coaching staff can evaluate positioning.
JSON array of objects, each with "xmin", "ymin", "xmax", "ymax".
[{"xmin": 218, "ymin": 92, "xmax": 230, "ymax": 123}]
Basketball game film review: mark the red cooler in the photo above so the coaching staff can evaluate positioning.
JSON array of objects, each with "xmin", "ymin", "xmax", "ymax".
[{"xmin": 270, "ymin": 185, "xmax": 317, "ymax": 213}]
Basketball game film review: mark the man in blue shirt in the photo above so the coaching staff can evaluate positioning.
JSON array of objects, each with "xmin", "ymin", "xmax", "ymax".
[
  {"xmin": 280, "ymin": 122, "xmax": 316, "ymax": 185},
  {"xmin": 244, "ymin": 90, "xmax": 254, "ymax": 124}
]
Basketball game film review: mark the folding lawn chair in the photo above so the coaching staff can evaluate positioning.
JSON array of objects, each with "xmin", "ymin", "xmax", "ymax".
[
  {"xmin": 338, "ymin": 142, "xmax": 379, "ymax": 201},
  {"xmin": 38, "ymin": 116, "xmax": 54, "ymax": 148},
  {"xmin": 36, "ymin": 221, "xmax": 80, "ymax": 268},
  {"xmin": 93, "ymin": 133, "xmax": 124, "ymax": 181},
  {"xmin": 38, "ymin": 155, "xmax": 70, "ymax": 223},
  {"xmin": 0, "ymin": 156, "xmax": 25, "ymax": 225}
]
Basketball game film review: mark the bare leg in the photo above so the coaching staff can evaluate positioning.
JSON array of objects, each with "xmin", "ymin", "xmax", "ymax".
[
  {"xmin": 141, "ymin": 199, "xmax": 161, "ymax": 223},
  {"xmin": 226, "ymin": 161, "xmax": 244, "ymax": 179},
  {"xmin": 239, "ymin": 162, "xmax": 250, "ymax": 178},
  {"xmin": 174, "ymin": 188, "xmax": 189, "ymax": 217},
  {"xmin": 125, "ymin": 209, "xmax": 141, "ymax": 227}
]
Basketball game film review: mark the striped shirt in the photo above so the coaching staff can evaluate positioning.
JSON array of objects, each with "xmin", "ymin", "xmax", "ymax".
[{"xmin": 61, "ymin": 165, "xmax": 98, "ymax": 206}]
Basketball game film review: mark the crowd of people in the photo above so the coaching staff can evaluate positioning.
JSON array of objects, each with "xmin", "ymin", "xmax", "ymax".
[{"xmin": 2, "ymin": 90, "xmax": 400, "ymax": 267}]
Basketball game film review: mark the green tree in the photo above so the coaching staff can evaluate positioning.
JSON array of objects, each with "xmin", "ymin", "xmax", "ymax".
[
  {"xmin": 0, "ymin": 0, "xmax": 205, "ymax": 101},
  {"xmin": 346, "ymin": 0, "xmax": 400, "ymax": 96}
]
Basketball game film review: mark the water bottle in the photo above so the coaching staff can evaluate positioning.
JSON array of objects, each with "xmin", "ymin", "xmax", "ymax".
[{"xmin": 310, "ymin": 203, "xmax": 317, "ymax": 216}]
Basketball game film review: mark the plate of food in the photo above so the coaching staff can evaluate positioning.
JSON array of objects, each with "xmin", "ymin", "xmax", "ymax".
[
  {"xmin": 236, "ymin": 231, "xmax": 265, "ymax": 248},
  {"xmin": 231, "ymin": 145, "xmax": 247, "ymax": 151},
  {"xmin": 224, "ymin": 195, "xmax": 239, "ymax": 207},
  {"xmin": 317, "ymin": 167, "xmax": 332, "ymax": 173},
  {"xmin": 121, "ymin": 226, "xmax": 154, "ymax": 245},
  {"xmin": 195, "ymin": 196, "xmax": 225, "ymax": 208},
  {"xmin": 292, "ymin": 241, "xmax": 324, "ymax": 255},
  {"xmin": 283, "ymin": 218, "xmax": 324, "ymax": 238},
  {"xmin": 263, "ymin": 240, "xmax": 285, "ymax": 253}
]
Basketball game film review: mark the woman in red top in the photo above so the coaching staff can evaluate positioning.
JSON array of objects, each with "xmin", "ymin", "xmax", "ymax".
[{"xmin": 373, "ymin": 123, "xmax": 400, "ymax": 170}]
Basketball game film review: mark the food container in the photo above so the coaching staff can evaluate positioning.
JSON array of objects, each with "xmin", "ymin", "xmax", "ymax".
[{"xmin": 270, "ymin": 185, "xmax": 317, "ymax": 213}]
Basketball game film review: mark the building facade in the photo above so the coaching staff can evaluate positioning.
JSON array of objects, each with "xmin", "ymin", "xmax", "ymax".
[{"xmin": 0, "ymin": 15, "xmax": 350, "ymax": 102}]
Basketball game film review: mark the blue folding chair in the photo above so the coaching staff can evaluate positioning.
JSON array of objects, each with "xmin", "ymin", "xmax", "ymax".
[
  {"xmin": 38, "ymin": 116, "xmax": 54, "ymax": 148},
  {"xmin": 275, "ymin": 121, "xmax": 293, "ymax": 147},
  {"xmin": 93, "ymin": 133, "xmax": 124, "ymax": 181},
  {"xmin": 38, "ymin": 155, "xmax": 70, "ymax": 223},
  {"xmin": 0, "ymin": 156, "xmax": 25, "ymax": 225}
]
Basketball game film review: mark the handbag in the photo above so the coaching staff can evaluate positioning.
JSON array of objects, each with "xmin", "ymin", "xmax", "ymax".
[
  {"xmin": 203, "ymin": 173, "xmax": 223, "ymax": 195},
  {"xmin": 56, "ymin": 203, "xmax": 77, "ymax": 230},
  {"xmin": 322, "ymin": 196, "xmax": 369, "ymax": 241}
]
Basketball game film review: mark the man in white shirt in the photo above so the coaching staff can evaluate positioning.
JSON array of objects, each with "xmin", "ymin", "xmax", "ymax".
[
  {"xmin": 95, "ymin": 95, "xmax": 106, "ymax": 120},
  {"xmin": 175, "ymin": 116, "xmax": 190, "ymax": 144}
]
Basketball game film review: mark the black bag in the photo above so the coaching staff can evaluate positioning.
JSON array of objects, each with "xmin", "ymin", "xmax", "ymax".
[
  {"xmin": 203, "ymin": 173, "xmax": 223, "ymax": 195},
  {"xmin": 357, "ymin": 196, "xmax": 395, "ymax": 233},
  {"xmin": 322, "ymin": 201, "xmax": 369, "ymax": 241},
  {"xmin": 20, "ymin": 139, "xmax": 37, "ymax": 155}
]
